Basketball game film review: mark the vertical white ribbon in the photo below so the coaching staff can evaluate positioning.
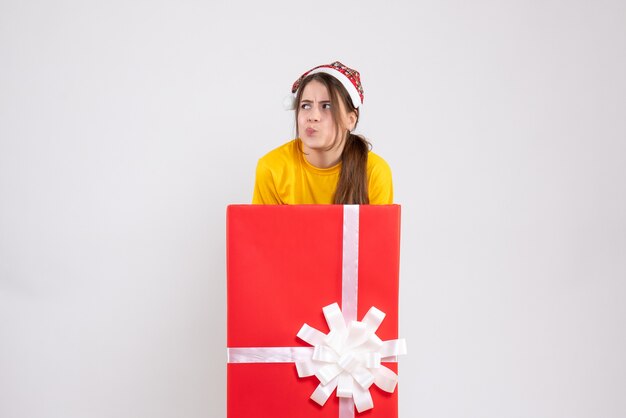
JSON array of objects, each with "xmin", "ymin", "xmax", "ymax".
[
  {"xmin": 340, "ymin": 205, "xmax": 360, "ymax": 418},
  {"xmin": 342, "ymin": 205, "xmax": 359, "ymax": 324}
]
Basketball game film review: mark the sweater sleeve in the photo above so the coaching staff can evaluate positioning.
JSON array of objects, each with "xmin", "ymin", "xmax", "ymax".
[
  {"xmin": 252, "ymin": 159, "xmax": 283, "ymax": 204},
  {"xmin": 367, "ymin": 153, "xmax": 394, "ymax": 205}
]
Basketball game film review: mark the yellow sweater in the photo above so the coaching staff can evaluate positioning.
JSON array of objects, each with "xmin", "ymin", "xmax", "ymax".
[{"xmin": 252, "ymin": 139, "xmax": 393, "ymax": 204}]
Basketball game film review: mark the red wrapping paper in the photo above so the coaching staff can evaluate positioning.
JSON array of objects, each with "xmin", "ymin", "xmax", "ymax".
[{"xmin": 227, "ymin": 205, "xmax": 401, "ymax": 417}]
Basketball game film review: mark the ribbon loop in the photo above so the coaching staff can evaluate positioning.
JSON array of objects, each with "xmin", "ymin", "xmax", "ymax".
[
  {"xmin": 311, "ymin": 378, "xmax": 338, "ymax": 406},
  {"xmin": 313, "ymin": 345, "xmax": 339, "ymax": 363},
  {"xmin": 316, "ymin": 363, "xmax": 343, "ymax": 386},
  {"xmin": 353, "ymin": 383, "xmax": 374, "ymax": 413},
  {"xmin": 345, "ymin": 321, "xmax": 369, "ymax": 349},
  {"xmin": 295, "ymin": 359, "xmax": 319, "ymax": 377},
  {"xmin": 338, "ymin": 353, "xmax": 359, "ymax": 373},
  {"xmin": 337, "ymin": 373, "xmax": 354, "ymax": 398},
  {"xmin": 362, "ymin": 306, "xmax": 386, "ymax": 332},
  {"xmin": 297, "ymin": 323, "xmax": 326, "ymax": 346},
  {"xmin": 379, "ymin": 338, "xmax": 407, "ymax": 357},
  {"xmin": 324, "ymin": 329, "xmax": 347, "ymax": 353},
  {"xmin": 372, "ymin": 365, "xmax": 399, "ymax": 393},
  {"xmin": 363, "ymin": 352, "xmax": 381, "ymax": 369},
  {"xmin": 323, "ymin": 303, "xmax": 347, "ymax": 332},
  {"xmin": 351, "ymin": 366, "xmax": 375, "ymax": 389},
  {"xmin": 362, "ymin": 334, "xmax": 384, "ymax": 352}
]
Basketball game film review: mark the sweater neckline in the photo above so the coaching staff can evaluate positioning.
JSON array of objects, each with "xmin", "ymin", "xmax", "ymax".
[{"xmin": 296, "ymin": 139, "xmax": 342, "ymax": 175}]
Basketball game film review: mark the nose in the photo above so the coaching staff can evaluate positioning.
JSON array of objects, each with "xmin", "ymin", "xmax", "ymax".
[{"xmin": 307, "ymin": 107, "xmax": 320, "ymax": 122}]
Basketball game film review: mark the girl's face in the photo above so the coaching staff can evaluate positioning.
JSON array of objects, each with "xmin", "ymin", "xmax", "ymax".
[{"xmin": 297, "ymin": 80, "xmax": 355, "ymax": 155}]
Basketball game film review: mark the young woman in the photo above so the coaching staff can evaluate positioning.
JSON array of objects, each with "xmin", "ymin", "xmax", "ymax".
[{"xmin": 252, "ymin": 61, "xmax": 393, "ymax": 204}]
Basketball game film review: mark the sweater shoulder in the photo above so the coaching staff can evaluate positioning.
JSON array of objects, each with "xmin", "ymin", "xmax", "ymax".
[{"xmin": 258, "ymin": 139, "xmax": 298, "ymax": 168}]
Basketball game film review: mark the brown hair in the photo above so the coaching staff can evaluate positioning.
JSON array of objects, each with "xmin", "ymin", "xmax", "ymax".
[{"xmin": 294, "ymin": 73, "xmax": 371, "ymax": 204}]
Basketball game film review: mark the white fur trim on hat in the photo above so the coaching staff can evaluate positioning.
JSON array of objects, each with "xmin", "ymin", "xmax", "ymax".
[
  {"xmin": 282, "ymin": 94, "xmax": 296, "ymax": 110},
  {"xmin": 306, "ymin": 67, "xmax": 363, "ymax": 109}
]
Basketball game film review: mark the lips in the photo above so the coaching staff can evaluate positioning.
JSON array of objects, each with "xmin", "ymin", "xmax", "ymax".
[{"xmin": 305, "ymin": 127, "xmax": 317, "ymax": 136}]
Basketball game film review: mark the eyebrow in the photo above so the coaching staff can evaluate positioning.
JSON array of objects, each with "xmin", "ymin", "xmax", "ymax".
[{"xmin": 300, "ymin": 99, "xmax": 331, "ymax": 103}]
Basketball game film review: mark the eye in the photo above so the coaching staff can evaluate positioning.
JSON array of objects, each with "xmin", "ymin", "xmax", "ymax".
[
  {"xmin": 300, "ymin": 103, "xmax": 311, "ymax": 110},
  {"xmin": 322, "ymin": 103, "xmax": 332, "ymax": 109}
]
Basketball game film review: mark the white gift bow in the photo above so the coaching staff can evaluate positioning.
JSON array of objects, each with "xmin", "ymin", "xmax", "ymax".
[
  {"xmin": 296, "ymin": 302, "xmax": 407, "ymax": 413},
  {"xmin": 227, "ymin": 205, "xmax": 407, "ymax": 417}
]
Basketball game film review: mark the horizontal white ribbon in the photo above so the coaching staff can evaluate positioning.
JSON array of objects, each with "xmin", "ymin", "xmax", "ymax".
[
  {"xmin": 226, "ymin": 347, "xmax": 400, "ymax": 364},
  {"xmin": 227, "ymin": 347, "xmax": 314, "ymax": 363}
]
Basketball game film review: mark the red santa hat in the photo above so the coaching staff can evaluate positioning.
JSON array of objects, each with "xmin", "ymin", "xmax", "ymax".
[{"xmin": 283, "ymin": 61, "xmax": 364, "ymax": 110}]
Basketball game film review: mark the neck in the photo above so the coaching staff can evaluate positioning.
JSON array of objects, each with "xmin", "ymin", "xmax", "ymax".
[
  {"xmin": 303, "ymin": 147, "xmax": 343, "ymax": 168},
  {"xmin": 301, "ymin": 136, "xmax": 347, "ymax": 168}
]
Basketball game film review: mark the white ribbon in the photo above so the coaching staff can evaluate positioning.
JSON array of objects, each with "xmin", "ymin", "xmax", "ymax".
[
  {"xmin": 295, "ymin": 302, "xmax": 407, "ymax": 413},
  {"xmin": 228, "ymin": 347, "xmax": 314, "ymax": 363},
  {"xmin": 342, "ymin": 205, "xmax": 360, "ymax": 323},
  {"xmin": 227, "ymin": 205, "xmax": 407, "ymax": 416}
]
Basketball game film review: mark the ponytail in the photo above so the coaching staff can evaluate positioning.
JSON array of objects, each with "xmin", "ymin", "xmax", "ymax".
[{"xmin": 334, "ymin": 133, "xmax": 370, "ymax": 204}]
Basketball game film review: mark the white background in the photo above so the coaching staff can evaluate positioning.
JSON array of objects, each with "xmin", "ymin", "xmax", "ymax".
[{"xmin": 1, "ymin": 1, "xmax": 625, "ymax": 417}]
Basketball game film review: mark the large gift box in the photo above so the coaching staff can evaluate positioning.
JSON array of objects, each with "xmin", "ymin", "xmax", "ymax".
[{"xmin": 227, "ymin": 205, "xmax": 405, "ymax": 417}]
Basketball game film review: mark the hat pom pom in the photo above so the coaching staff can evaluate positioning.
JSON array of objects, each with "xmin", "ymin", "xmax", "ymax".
[{"xmin": 282, "ymin": 94, "xmax": 296, "ymax": 110}]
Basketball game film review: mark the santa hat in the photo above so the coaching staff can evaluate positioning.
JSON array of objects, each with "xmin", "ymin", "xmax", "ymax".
[{"xmin": 283, "ymin": 61, "xmax": 364, "ymax": 110}]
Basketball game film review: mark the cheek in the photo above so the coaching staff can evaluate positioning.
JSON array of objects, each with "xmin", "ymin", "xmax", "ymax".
[{"xmin": 324, "ymin": 118, "xmax": 336, "ymax": 133}]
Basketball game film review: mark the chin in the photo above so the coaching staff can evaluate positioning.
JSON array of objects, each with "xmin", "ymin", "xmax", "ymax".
[{"xmin": 301, "ymin": 137, "xmax": 328, "ymax": 151}]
